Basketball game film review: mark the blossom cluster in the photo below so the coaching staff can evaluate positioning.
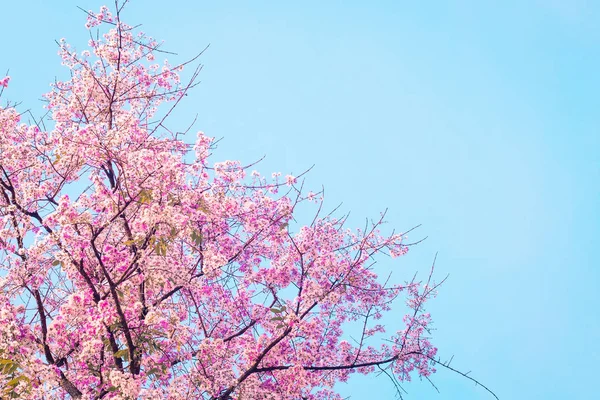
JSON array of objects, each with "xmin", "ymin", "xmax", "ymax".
[{"xmin": 0, "ymin": 4, "xmax": 439, "ymax": 399}]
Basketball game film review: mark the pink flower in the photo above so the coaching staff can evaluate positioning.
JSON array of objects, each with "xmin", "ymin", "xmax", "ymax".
[
  {"xmin": 285, "ymin": 174, "xmax": 297, "ymax": 186},
  {"xmin": 0, "ymin": 3, "xmax": 456, "ymax": 399}
]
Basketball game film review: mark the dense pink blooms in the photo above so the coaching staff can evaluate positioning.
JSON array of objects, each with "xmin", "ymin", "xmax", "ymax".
[{"xmin": 0, "ymin": 4, "xmax": 441, "ymax": 399}]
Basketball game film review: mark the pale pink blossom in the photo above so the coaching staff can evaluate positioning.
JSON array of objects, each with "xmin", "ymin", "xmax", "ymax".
[{"xmin": 0, "ymin": 3, "xmax": 451, "ymax": 399}]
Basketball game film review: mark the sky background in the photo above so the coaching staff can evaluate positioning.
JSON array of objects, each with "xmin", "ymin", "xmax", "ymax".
[{"xmin": 3, "ymin": 1, "xmax": 600, "ymax": 399}]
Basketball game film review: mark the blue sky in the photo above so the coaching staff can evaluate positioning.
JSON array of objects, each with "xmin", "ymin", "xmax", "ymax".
[{"xmin": 3, "ymin": 1, "xmax": 599, "ymax": 399}]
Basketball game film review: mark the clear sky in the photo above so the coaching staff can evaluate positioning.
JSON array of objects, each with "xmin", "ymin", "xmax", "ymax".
[{"xmin": 3, "ymin": 1, "xmax": 599, "ymax": 399}]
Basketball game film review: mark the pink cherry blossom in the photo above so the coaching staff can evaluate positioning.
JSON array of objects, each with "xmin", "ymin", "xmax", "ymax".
[{"xmin": 0, "ymin": 3, "xmax": 497, "ymax": 399}]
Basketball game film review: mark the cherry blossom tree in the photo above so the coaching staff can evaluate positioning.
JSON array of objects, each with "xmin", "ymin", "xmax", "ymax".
[{"xmin": 0, "ymin": 3, "xmax": 496, "ymax": 399}]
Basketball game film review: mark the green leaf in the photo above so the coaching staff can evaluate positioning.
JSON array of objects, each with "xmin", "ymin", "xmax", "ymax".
[
  {"xmin": 6, "ymin": 375, "xmax": 28, "ymax": 387},
  {"xmin": 147, "ymin": 342, "xmax": 159, "ymax": 354},
  {"xmin": 190, "ymin": 230, "xmax": 203, "ymax": 247},
  {"xmin": 51, "ymin": 260, "xmax": 61, "ymax": 266},
  {"xmin": 138, "ymin": 189, "xmax": 153, "ymax": 204},
  {"xmin": 270, "ymin": 308, "xmax": 282, "ymax": 314},
  {"xmin": 154, "ymin": 239, "xmax": 168, "ymax": 256},
  {"xmin": 108, "ymin": 322, "xmax": 122, "ymax": 331},
  {"xmin": 1, "ymin": 360, "xmax": 18, "ymax": 375},
  {"xmin": 146, "ymin": 367, "xmax": 161, "ymax": 376},
  {"xmin": 114, "ymin": 349, "xmax": 129, "ymax": 360},
  {"xmin": 197, "ymin": 200, "xmax": 210, "ymax": 214},
  {"xmin": 5, "ymin": 363, "xmax": 18, "ymax": 374},
  {"xmin": 270, "ymin": 316, "xmax": 284, "ymax": 321}
]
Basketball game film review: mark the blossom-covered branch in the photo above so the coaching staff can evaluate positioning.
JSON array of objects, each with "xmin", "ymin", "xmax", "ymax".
[{"xmin": 0, "ymin": 2, "xmax": 496, "ymax": 399}]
